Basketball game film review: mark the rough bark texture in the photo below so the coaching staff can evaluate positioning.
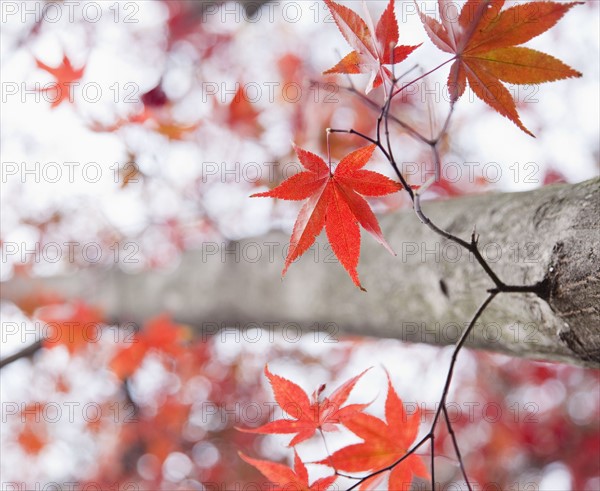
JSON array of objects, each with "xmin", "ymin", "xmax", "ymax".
[{"xmin": 2, "ymin": 179, "xmax": 598, "ymax": 367}]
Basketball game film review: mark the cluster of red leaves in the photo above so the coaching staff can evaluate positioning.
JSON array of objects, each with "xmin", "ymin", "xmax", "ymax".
[
  {"xmin": 85, "ymin": 339, "xmax": 362, "ymax": 490},
  {"xmin": 7, "ymin": 298, "xmax": 252, "ymax": 485},
  {"xmin": 238, "ymin": 366, "xmax": 428, "ymax": 490},
  {"xmin": 253, "ymin": 0, "xmax": 583, "ymax": 291},
  {"xmin": 34, "ymin": 303, "xmax": 183, "ymax": 374},
  {"xmin": 324, "ymin": 0, "xmax": 581, "ymax": 137},
  {"xmin": 7, "ymin": 293, "xmax": 599, "ymax": 489},
  {"xmin": 29, "ymin": 298, "xmax": 188, "ymax": 376},
  {"xmin": 33, "ymin": 58, "xmax": 258, "ymax": 146}
]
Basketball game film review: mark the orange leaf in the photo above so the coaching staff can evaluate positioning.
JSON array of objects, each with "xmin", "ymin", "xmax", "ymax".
[
  {"xmin": 35, "ymin": 54, "xmax": 85, "ymax": 108},
  {"xmin": 251, "ymin": 144, "xmax": 401, "ymax": 290},
  {"xmin": 418, "ymin": 0, "xmax": 582, "ymax": 135},
  {"xmin": 323, "ymin": 0, "xmax": 420, "ymax": 93}
]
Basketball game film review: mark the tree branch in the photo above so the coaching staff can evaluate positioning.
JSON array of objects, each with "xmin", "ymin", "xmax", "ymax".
[{"xmin": 2, "ymin": 179, "xmax": 598, "ymax": 367}]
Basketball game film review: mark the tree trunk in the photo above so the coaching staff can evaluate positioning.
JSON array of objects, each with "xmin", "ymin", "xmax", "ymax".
[{"xmin": 3, "ymin": 179, "xmax": 599, "ymax": 367}]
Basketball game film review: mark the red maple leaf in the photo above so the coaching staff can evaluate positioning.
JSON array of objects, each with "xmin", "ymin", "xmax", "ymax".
[
  {"xmin": 319, "ymin": 374, "xmax": 428, "ymax": 490},
  {"xmin": 238, "ymin": 365, "xmax": 370, "ymax": 446},
  {"xmin": 35, "ymin": 54, "xmax": 86, "ymax": 108},
  {"xmin": 323, "ymin": 0, "xmax": 420, "ymax": 93},
  {"xmin": 239, "ymin": 450, "xmax": 337, "ymax": 491},
  {"xmin": 417, "ymin": 0, "xmax": 582, "ymax": 135},
  {"xmin": 251, "ymin": 144, "xmax": 401, "ymax": 290}
]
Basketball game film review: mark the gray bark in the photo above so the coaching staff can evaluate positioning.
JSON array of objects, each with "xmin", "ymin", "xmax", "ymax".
[{"xmin": 2, "ymin": 179, "xmax": 599, "ymax": 367}]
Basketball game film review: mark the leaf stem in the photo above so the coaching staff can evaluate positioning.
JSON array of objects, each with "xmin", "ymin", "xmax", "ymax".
[
  {"xmin": 326, "ymin": 128, "xmax": 333, "ymax": 175},
  {"xmin": 391, "ymin": 58, "xmax": 456, "ymax": 99}
]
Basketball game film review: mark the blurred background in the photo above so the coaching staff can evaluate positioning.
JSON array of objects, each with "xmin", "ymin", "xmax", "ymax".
[{"xmin": 1, "ymin": 1, "xmax": 599, "ymax": 490}]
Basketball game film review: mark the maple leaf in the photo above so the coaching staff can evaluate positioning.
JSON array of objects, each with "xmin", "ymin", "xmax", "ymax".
[
  {"xmin": 238, "ymin": 366, "xmax": 370, "ymax": 446},
  {"xmin": 418, "ymin": 0, "xmax": 582, "ymax": 136},
  {"xmin": 251, "ymin": 144, "xmax": 401, "ymax": 290},
  {"xmin": 35, "ymin": 54, "xmax": 85, "ymax": 108},
  {"xmin": 239, "ymin": 450, "xmax": 337, "ymax": 491},
  {"xmin": 323, "ymin": 0, "xmax": 420, "ymax": 93},
  {"xmin": 319, "ymin": 374, "xmax": 428, "ymax": 490}
]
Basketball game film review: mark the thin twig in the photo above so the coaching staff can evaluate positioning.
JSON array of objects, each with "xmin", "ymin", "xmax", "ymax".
[
  {"xmin": 346, "ymin": 435, "xmax": 432, "ymax": 491},
  {"xmin": 443, "ymin": 404, "xmax": 471, "ymax": 488},
  {"xmin": 0, "ymin": 340, "xmax": 43, "ymax": 368},
  {"xmin": 391, "ymin": 58, "xmax": 456, "ymax": 99}
]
